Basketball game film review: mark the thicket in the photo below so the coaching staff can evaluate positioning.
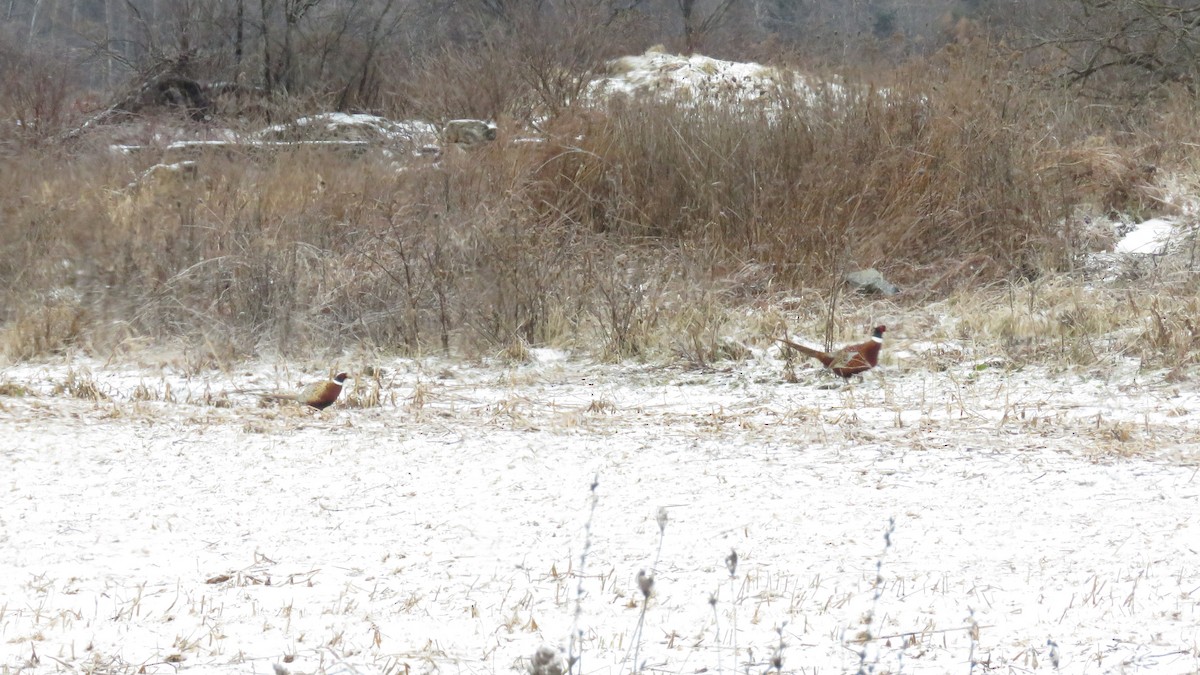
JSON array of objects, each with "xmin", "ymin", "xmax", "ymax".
[{"xmin": 1, "ymin": 1, "xmax": 1197, "ymax": 366}]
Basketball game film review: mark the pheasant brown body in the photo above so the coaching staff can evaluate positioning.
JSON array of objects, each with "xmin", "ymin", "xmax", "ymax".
[
  {"xmin": 262, "ymin": 372, "xmax": 349, "ymax": 410},
  {"xmin": 779, "ymin": 326, "xmax": 886, "ymax": 379}
]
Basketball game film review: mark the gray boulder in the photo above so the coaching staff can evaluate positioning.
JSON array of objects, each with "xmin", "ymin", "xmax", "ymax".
[
  {"xmin": 844, "ymin": 268, "xmax": 898, "ymax": 295},
  {"xmin": 443, "ymin": 119, "xmax": 497, "ymax": 145}
]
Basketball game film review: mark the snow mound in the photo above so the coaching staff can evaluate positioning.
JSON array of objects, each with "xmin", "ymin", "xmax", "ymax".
[
  {"xmin": 591, "ymin": 48, "xmax": 830, "ymax": 107},
  {"xmin": 1115, "ymin": 217, "xmax": 1176, "ymax": 254}
]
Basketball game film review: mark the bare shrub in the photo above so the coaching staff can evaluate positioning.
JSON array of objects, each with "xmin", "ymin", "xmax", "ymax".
[
  {"xmin": 1052, "ymin": 135, "xmax": 1160, "ymax": 216},
  {"xmin": 1, "ymin": 291, "xmax": 89, "ymax": 360},
  {"xmin": 397, "ymin": 44, "xmax": 521, "ymax": 121},
  {"xmin": 585, "ymin": 246, "xmax": 666, "ymax": 361},
  {"xmin": 389, "ymin": 0, "xmax": 642, "ymax": 121},
  {"xmin": 532, "ymin": 45, "xmax": 1072, "ymax": 291},
  {"xmin": 1021, "ymin": 0, "xmax": 1200, "ymax": 96},
  {"xmin": 0, "ymin": 36, "xmax": 74, "ymax": 146}
]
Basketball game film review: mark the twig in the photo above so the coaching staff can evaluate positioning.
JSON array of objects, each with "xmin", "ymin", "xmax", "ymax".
[
  {"xmin": 567, "ymin": 474, "xmax": 601, "ymax": 675},
  {"xmin": 850, "ymin": 624, "xmax": 995, "ymax": 643}
]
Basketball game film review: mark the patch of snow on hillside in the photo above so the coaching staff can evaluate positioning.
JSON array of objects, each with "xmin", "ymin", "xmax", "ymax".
[
  {"xmin": 1115, "ymin": 217, "xmax": 1175, "ymax": 254},
  {"xmin": 592, "ymin": 48, "xmax": 827, "ymax": 107}
]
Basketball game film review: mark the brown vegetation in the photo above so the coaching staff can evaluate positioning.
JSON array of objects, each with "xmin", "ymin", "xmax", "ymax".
[{"xmin": 1, "ymin": 4, "xmax": 1198, "ymax": 371}]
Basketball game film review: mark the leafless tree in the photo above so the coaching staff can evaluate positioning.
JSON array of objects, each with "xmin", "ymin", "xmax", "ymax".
[
  {"xmin": 1028, "ymin": 0, "xmax": 1200, "ymax": 93},
  {"xmin": 676, "ymin": 0, "xmax": 736, "ymax": 52}
]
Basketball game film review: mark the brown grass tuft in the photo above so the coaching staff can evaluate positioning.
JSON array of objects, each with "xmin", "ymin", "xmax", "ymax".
[{"xmin": 52, "ymin": 369, "xmax": 109, "ymax": 402}]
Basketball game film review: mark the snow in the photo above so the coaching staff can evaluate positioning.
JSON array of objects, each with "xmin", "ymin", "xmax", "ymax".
[
  {"xmin": 257, "ymin": 113, "xmax": 439, "ymax": 143},
  {"xmin": 122, "ymin": 161, "xmax": 199, "ymax": 191},
  {"xmin": 591, "ymin": 49, "xmax": 833, "ymax": 109},
  {"xmin": 599, "ymin": 50, "xmax": 782, "ymax": 96},
  {"xmin": 106, "ymin": 50, "xmax": 857, "ymax": 159},
  {"xmin": 110, "ymin": 114, "xmax": 442, "ymax": 156},
  {"xmin": 1116, "ymin": 218, "xmax": 1177, "ymax": 255},
  {"xmin": 2, "ymin": 353, "xmax": 1198, "ymax": 675}
]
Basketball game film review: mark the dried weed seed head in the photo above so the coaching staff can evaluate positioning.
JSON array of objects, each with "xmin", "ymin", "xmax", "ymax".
[
  {"xmin": 636, "ymin": 569, "xmax": 654, "ymax": 599},
  {"xmin": 528, "ymin": 645, "xmax": 566, "ymax": 675}
]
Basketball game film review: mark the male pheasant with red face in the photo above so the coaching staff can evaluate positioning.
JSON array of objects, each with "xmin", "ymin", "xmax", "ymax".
[
  {"xmin": 779, "ymin": 326, "xmax": 886, "ymax": 379},
  {"xmin": 261, "ymin": 372, "xmax": 349, "ymax": 410}
]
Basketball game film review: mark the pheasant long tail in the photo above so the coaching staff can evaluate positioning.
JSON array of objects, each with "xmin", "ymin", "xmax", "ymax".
[{"xmin": 778, "ymin": 338, "xmax": 835, "ymax": 368}]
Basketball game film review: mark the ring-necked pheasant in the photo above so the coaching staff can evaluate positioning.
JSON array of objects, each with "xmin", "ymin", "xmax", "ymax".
[
  {"xmin": 261, "ymin": 372, "xmax": 349, "ymax": 410},
  {"xmin": 779, "ymin": 325, "xmax": 886, "ymax": 379}
]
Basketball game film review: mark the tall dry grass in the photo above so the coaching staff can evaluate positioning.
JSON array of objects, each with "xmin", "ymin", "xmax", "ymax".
[
  {"xmin": 532, "ymin": 48, "xmax": 1079, "ymax": 289},
  {"xmin": 0, "ymin": 44, "xmax": 1195, "ymax": 367}
]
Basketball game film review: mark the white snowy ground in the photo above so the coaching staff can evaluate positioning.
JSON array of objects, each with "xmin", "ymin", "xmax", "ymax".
[
  {"xmin": 40, "ymin": 45, "xmax": 1198, "ymax": 674},
  {"xmin": 2, "ymin": 347, "xmax": 1198, "ymax": 675}
]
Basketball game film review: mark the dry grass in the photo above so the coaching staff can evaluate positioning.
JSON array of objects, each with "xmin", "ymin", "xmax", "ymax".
[
  {"xmin": 549, "ymin": 46, "xmax": 1119, "ymax": 283},
  {"xmin": 0, "ymin": 44, "xmax": 1196, "ymax": 371},
  {"xmin": 51, "ymin": 368, "xmax": 109, "ymax": 401},
  {"xmin": 342, "ymin": 369, "xmax": 391, "ymax": 408},
  {"xmin": 945, "ymin": 275, "xmax": 1200, "ymax": 371}
]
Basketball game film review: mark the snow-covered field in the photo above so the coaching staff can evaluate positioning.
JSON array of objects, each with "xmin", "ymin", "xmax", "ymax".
[{"xmin": 2, "ymin": 349, "xmax": 1198, "ymax": 675}]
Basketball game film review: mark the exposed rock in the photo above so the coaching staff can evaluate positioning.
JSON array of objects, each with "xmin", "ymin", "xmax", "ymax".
[
  {"xmin": 443, "ymin": 119, "xmax": 497, "ymax": 145},
  {"xmin": 844, "ymin": 268, "xmax": 898, "ymax": 295}
]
